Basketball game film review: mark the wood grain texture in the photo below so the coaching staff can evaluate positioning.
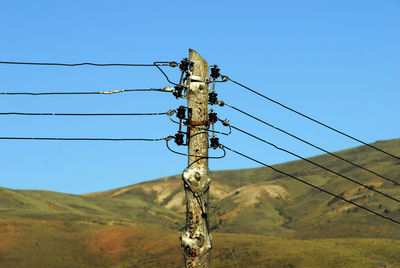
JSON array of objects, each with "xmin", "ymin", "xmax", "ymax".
[{"xmin": 180, "ymin": 49, "xmax": 212, "ymax": 267}]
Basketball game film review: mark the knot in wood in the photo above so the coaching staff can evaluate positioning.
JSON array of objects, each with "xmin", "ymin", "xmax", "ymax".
[{"xmin": 195, "ymin": 172, "xmax": 201, "ymax": 181}]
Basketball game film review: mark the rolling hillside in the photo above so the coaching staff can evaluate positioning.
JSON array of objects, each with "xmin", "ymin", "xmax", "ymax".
[
  {"xmin": 1, "ymin": 139, "xmax": 400, "ymax": 267},
  {"xmin": 87, "ymin": 138, "xmax": 400, "ymax": 239}
]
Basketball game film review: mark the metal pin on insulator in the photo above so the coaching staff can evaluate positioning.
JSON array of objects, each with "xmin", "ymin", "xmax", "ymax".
[
  {"xmin": 210, "ymin": 65, "xmax": 220, "ymax": 79},
  {"xmin": 176, "ymin": 106, "xmax": 186, "ymax": 119},
  {"xmin": 209, "ymin": 92, "xmax": 218, "ymax": 105},
  {"xmin": 175, "ymin": 133, "xmax": 185, "ymax": 146},
  {"xmin": 209, "ymin": 111, "xmax": 218, "ymax": 124},
  {"xmin": 210, "ymin": 136, "xmax": 220, "ymax": 149}
]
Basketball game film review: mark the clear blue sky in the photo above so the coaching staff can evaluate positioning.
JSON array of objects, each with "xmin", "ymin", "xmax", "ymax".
[{"xmin": 1, "ymin": 0, "xmax": 399, "ymax": 194}]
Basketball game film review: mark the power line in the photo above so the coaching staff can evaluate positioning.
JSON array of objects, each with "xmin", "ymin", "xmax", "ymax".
[
  {"xmin": 227, "ymin": 122, "xmax": 400, "ymax": 203},
  {"xmin": 165, "ymin": 137, "xmax": 226, "ymax": 160},
  {"xmin": 222, "ymin": 102, "xmax": 400, "ymax": 186},
  {"xmin": 0, "ymin": 87, "xmax": 172, "ymax": 96},
  {"xmin": 226, "ymin": 77, "xmax": 400, "ymax": 161},
  {"xmin": 154, "ymin": 61, "xmax": 180, "ymax": 86},
  {"xmin": 0, "ymin": 61, "xmax": 174, "ymax": 67},
  {"xmin": 222, "ymin": 144, "xmax": 400, "ymax": 226},
  {"xmin": 0, "ymin": 136, "xmax": 168, "ymax": 141},
  {"xmin": 0, "ymin": 111, "xmax": 171, "ymax": 116}
]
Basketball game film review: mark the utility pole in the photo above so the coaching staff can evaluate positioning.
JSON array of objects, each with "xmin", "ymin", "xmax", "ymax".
[{"xmin": 180, "ymin": 49, "xmax": 212, "ymax": 267}]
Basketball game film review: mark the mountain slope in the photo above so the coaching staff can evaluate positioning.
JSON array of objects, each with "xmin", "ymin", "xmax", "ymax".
[
  {"xmin": 0, "ymin": 186, "xmax": 183, "ymax": 231},
  {"xmin": 87, "ymin": 139, "xmax": 400, "ymax": 239},
  {"xmin": 1, "ymin": 139, "xmax": 400, "ymax": 267}
]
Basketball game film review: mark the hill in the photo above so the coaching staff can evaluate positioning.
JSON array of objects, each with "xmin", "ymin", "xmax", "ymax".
[
  {"xmin": 0, "ymin": 139, "xmax": 400, "ymax": 267},
  {"xmin": 87, "ymin": 139, "xmax": 400, "ymax": 239}
]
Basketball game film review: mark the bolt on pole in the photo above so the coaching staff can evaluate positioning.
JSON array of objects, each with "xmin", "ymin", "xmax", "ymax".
[{"xmin": 180, "ymin": 49, "xmax": 212, "ymax": 267}]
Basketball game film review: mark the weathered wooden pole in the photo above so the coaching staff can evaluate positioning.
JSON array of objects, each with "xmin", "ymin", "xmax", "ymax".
[{"xmin": 180, "ymin": 49, "xmax": 212, "ymax": 267}]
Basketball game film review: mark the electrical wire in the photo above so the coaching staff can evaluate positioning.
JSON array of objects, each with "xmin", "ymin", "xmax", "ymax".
[
  {"xmin": 226, "ymin": 77, "xmax": 400, "ymax": 161},
  {"xmin": 222, "ymin": 144, "xmax": 400, "ymax": 225},
  {"xmin": 0, "ymin": 111, "xmax": 170, "ymax": 116},
  {"xmin": 0, "ymin": 61, "xmax": 172, "ymax": 67},
  {"xmin": 165, "ymin": 137, "xmax": 226, "ymax": 161},
  {"xmin": 222, "ymin": 103, "xmax": 400, "ymax": 186},
  {"xmin": 0, "ymin": 60, "xmax": 179, "ymax": 91},
  {"xmin": 0, "ymin": 137, "xmax": 168, "ymax": 141},
  {"xmin": 166, "ymin": 135, "xmax": 226, "ymax": 240},
  {"xmin": 228, "ymin": 123, "xmax": 400, "ymax": 203},
  {"xmin": 0, "ymin": 88, "xmax": 170, "ymax": 95},
  {"xmin": 154, "ymin": 62, "xmax": 180, "ymax": 86}
]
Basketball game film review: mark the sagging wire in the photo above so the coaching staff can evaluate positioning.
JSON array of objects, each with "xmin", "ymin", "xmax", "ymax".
[
  {"xmin": 153, "ymin": 61, "xmax": 180, "ymax": 86},
  {"xmin": 173, "ymin": 58, "xmax": 192, "ymax": 99},
  {"xmin": 165, "ymin": 134, "xmax": 226, "ymax": 162},
  {"xmin": 165, "ymin": 62, "xmax": 229, "ymax": 240},
  {"xmin": 166, "ymin": 99, "xmax": 227, "ymax": 239},
  {"xmin": 154, "ymin": 58, "xmax": 192, "ymax": 99},
  {"xmin": 166, "ymin": 134, "xmax": 226, "ymax": 238}
]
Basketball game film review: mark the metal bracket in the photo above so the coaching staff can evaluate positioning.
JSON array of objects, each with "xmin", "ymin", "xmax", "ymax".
[
  {"xmin": 186, "ymin": 120, "xmax": 211, "ymax": 127},
  {"xmin": 187, "ymin": 75, "xmax": 205, "ymax": 83}
]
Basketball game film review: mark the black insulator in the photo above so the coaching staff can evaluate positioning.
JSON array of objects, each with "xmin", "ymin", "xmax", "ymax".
[
  {"xmin": 173, "ymin": 85, "xmax": 184, "ymax": 99},
  {"xmin": 175, "ymin": 133, "xmax": 184, "ymax": 146},
  {"xmin": 210, "ymin": 136, "xmax": 220, "ymax": 149},
  {"xmin": 176, "ymin": 106, "xmax": 186, "ymax": 119},
  {"xmin": 180, "ymin": 58, "xmax": 190, "ymax": 72},
  {"xmin": 210, "ymin": 66, "xmax": 220, "ymax": 79},
  {"xmin": 209, "ymin": 112, "xmax": 218, "ymax": 124},
  {"xmin": 209, "ymin": 92, "xmax": 218, "ymax": 105}
]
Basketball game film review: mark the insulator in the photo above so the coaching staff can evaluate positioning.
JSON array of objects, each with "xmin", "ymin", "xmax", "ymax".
[
  {"xmin": 210, "ymin": 66, "xmax": 220, "ymax": 79},
  {"xmin": 173, "ymin": 85, "xmax": 184, "ymax": 99},
  {"xmin": 209, "ymin": 112, "xmax": 218, "ymax": 124},
  {"xmin": 180, "ymin": 58, "xmax": 190, "ymax": 72},
  {"xmin": 175, "ymin": 133, "xmax": 184, "ymax": 146},
  {"xmin": 210, "ymin": 136, "xmax": 220, "ymax": 149},
  {"xmin": 176, "ymin": 106, "xmax": 186, "ymax": 119},
  {"xmin": 209, "ymin": 92, "xmax": 218, "ymax": 105}
]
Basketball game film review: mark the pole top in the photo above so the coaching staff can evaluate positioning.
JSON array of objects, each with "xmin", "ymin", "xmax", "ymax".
[{"xmin": 189, "ymin": 49, "xmax": 209, "ymax": 78}]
